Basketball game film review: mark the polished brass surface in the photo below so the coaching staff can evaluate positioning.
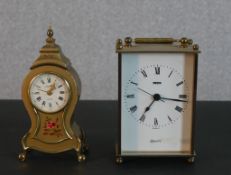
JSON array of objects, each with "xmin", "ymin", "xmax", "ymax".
[
  {"xmin": 187, "ymin": 156, "xmax": 195, "ymax": 163},
  {"xmin": 124, "ymin": 37, "xmax": 132, "ymax": 47},
  {"xmin": 193, "ymin": 44, "xmax": 199, "ymax": 50},
  {"xmin": 116, "ymin": 39, "xmax": 123, "ymax": 50},
  {"xmin": 135, "ymin": 38, "xmax": 177, "ymax": 44},
  {"xmin": 179, "ymin": 37, "xmax": 193, "ymax": 48},
  {"xmin": 19, "ymin": 27, "xmax": 87, "ymax": 162},
  {"xmin": 115, "ymin": 156, "xmax": 123, "ymax": 164},
  {"xmin": 116, "ymin": 37, "xmax": 200, "ymax": 53},
  {"xmin": 187, "ymin": 151, "xmax": 196, "ymax": 163}
]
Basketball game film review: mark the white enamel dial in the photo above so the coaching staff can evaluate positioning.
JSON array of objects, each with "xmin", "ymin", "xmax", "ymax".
[
  {"xmin": 121, "ymin": 53, "xmax": 195, "ymax": 154},
  {"xmin": 124, "ymin": 65, "xmax": 189, "ymax": 129},
  {"xmin": 29, "ymin": 73, "xmax": 70, "ymax": 113}
]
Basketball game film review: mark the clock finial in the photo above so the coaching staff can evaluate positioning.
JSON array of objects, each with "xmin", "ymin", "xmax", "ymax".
[
  {"xmin": 45, "ymin": 25, "xmax": 55, "ymax": 46},
  {"xmin": 47, "ymin": 25, "xmax": 53, "ymax": 38}
]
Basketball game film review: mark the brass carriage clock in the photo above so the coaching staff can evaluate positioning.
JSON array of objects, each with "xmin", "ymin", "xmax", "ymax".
[
  {"xmin": 116, "ymin": 37, "xmax": 200, "ymax": 163},
  {"xmin": 18, "ymin": 27, "xmax": 87, "ymax": 162}
]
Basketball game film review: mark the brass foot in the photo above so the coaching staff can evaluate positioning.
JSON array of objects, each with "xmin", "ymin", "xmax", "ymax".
[
  {"xmin": 77, "ymin": 154, "xmax": 86, "ymax": 162},
  {"xmin": 18, "ymin": 150, "xmax": 27, "ymax": 162},
  {"xmin": 187, "ymin": 156, "xmax": 195, "ymax": 163},
  {"xmin": 116, "ymin": 156, "xmax": 123, "ymax": 164}
]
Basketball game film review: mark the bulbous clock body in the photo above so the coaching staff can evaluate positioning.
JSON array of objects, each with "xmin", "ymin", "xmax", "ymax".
[
  {"xmin": 19, "ymin": 28, "xmax": 87, "ymax": 162},
  {"xmin": 116, "ymin": 37, "xmax": 200, "ymax": 163}
]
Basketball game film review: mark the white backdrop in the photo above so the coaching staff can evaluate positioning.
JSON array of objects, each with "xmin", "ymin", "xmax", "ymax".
[{"xmin": 0, "ymin": 0, "xmax": 230, "ymax": 100}]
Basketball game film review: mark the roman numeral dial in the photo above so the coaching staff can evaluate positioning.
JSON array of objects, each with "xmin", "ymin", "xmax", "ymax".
[
  {"xmin": 123, "ymin": 65, "xmax": 189, "ymax": 129},
  {"xmin": 29, "ymin": 73, "xmax": 70, "ymax": 113}
]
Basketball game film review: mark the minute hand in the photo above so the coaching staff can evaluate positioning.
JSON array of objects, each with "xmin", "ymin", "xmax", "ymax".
[
  {"xmin": 161, "ymin": 97, "xmax": 188, "ymax": 102},
  {"xmin": 137, "ymin": 87, "xmax": 153, "ymax": 97}
]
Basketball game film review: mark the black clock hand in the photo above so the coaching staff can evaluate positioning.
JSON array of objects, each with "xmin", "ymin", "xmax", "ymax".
[
  {"xmin": 137, "ymin": 87, "xmax": 153, "ymax": 96},
  {"xmin": 145, "ymin": 99, "xmax": 155, "ymax": 112},
  {"xmin": 160, "ymin": 97, "xmax": 187, "ymax": 102},
  {"xmin": 137, "ymin": 88, "xmax": 165, "ymax": 102},
  {"xmin": 140, "ymin": 98, "xmax": 155, "ymax": 121}
]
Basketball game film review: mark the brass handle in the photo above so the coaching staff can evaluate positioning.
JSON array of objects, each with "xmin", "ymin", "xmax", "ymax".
[{"xmin": 135, "ymin": 38, "xmax": 177, "ymax": 44}]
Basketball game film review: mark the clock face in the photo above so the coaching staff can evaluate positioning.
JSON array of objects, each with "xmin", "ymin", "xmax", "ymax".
[
  {"xmin": 121, "ymin": 53, "xmax": 195, "ymax": 154},
  {"xmin": 29, "ymin": 73, "xmax": 70, "ymax": 113},
  {"xmin": 124, "ymin": 65, "xmax": 189, "ymax": 129}
]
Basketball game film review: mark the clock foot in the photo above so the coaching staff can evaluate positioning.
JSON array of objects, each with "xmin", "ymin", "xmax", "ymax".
[
  {"xmin": 74, "ymin": 125, "xmax": 88, "ymax": 162},
  {"xmin": 18, "ymin": 150, "xmax": 27, "ymax": 162},
  {"xmin": 187, "ymin": 156, "xmax": 195, "ymax": 163},
  {"xmin": 77, "ymin": 153, "xmax": 86, "ymax": 162},
  {"xmin": 115, "ymin": 156, "xmax": 123, "ymax": 164}
]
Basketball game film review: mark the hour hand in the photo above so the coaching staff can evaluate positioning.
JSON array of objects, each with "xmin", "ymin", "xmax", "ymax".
[
  {"xmin": 139, "ymin": 99, "xmax": 155, "ymax": 121},
  {"xmin": 47, "ymin": 80, "xmax": 56, "ymax": 95}
]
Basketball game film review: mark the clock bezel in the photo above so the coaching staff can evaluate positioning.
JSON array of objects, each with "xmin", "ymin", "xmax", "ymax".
[
  {"xmin": 28, "ymin": 72, "xmax": 71, "ymax": 114},
  {"xmin": 115, "ymin": 37, "xmax": 200, "ymax": 163}
]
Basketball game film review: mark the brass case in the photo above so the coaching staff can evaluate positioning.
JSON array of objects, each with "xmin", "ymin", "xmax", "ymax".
[
  {"xmin": 115, "ymin": 37, "xmax": 200, "ymax": 164},
  {"xmin": 18, "ymin": 27, "xmax": 87, "ymax": 162}
]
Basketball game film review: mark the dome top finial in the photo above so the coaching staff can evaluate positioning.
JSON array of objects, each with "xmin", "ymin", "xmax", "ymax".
[
  {"xmin": 45, "ymin": 25, "xmax": 55, "ymax": 46},
  {"xmin": 47, "ymin": 25, "xmax": 53, "ymax": 38}
]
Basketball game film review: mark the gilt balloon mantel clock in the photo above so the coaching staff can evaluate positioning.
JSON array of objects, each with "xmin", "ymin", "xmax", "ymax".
[
  {"xmin": 116, "ymin": 37, "xmax": 200, "ymax": 163},
  {"xmin": 18, "ymin": 27, "xmax": 87, "ymax": 162}
]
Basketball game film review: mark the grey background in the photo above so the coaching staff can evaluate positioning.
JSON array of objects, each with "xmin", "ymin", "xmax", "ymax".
[{"xmin": 0, "ymin": 0, "xmax": 230, "ymax": 100}]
